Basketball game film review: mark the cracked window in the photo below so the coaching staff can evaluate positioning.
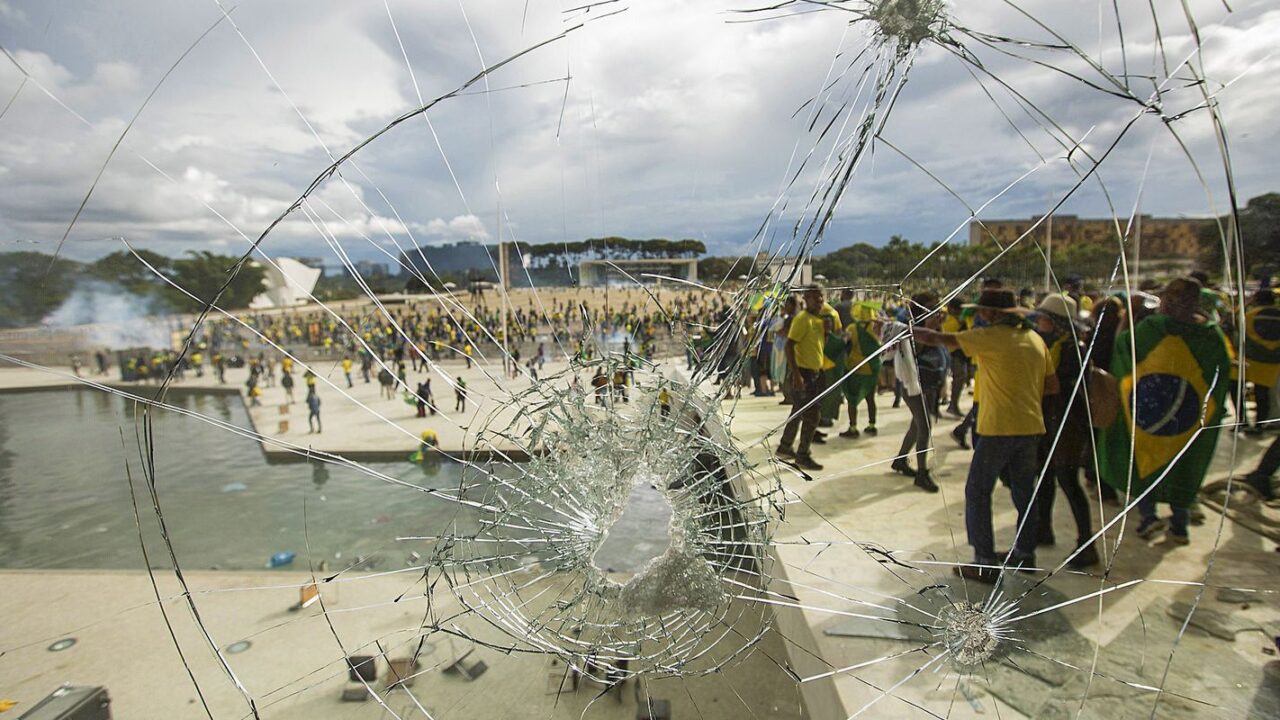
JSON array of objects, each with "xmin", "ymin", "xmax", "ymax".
[{"xmin": 1, "ymin": 1, "xmax": 1279, "ymax": 719}]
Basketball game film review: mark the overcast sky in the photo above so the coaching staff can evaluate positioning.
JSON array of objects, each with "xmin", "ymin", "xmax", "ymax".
[{"xmin": 1, "ymin": 0, "xmax": 1277, "ymax": 267}]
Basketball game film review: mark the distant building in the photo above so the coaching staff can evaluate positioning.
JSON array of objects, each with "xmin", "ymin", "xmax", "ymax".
[
  {"xmin": 578, "ymin": 258, "xmax": 698, "ymax": 287},
  {"xmin": 969, "ymin": 215, "xmax": 1207, "ymax": 258},
  {"xmin": 753, "ymin": 253, "xmax": 812, "ymax": 287},
  {"xmin": 351, "ymin": 260, "xmax": 390, "ymax": 278},
  {"xmin": 398, "ymin": 241, "xmax": 499, "ymax": 281}
]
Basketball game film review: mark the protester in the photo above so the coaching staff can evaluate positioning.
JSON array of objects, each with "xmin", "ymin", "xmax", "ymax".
[
  {"xmin": 915, "ymin": 288, "xmax": 1057, "ymax": 582},
  {"xmin": 455, "ymin": 377, "xmax": 468, "ymax": 413},
  {"xmin": 777, "ymin": 285, "xmax": 828, "ymax": 471},
  {"xmin": 306, "ymin": 388, "xmax": 322, "ymax": 433},
  {"xmin": 943, "ymin": 297, "xmax": 969, "ymax": 417},
  {"xmin": 1244, "ymin": 288, "xmax": 1280, "ymax": 430},
  {"xmin": 1029, "ymin": 294, "xmax": 1099, "ymax": 568},
  {"xmin": 882, "ymin": 293, "xmax": 940, "ymax": 492},
  {"xmin": 839, "ymin": 302, "xmax": 881, "ymax": 439},
  {"xmin": 1099, "ymin": 277, "xmax": 1231, "ymax": 545}
]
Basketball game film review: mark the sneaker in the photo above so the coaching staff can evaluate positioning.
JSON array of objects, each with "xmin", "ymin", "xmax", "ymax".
[
  {"xmin": 818, "ymin": 418, "xmax": 834, "ymax": 428},
  {"xmin": 814, "ymin": 430, "xmax": 828, "ymax": 439},
  {"xmin": 1168, "ymin": 533, "xmax": 1190, "ymax": 546},
  {"xmin": 795, "ymin": 455, "xmax": 824, "ymax": 471},
  {"xmin": 811, "ymin": 434, "xmax": 827, "ymax": 445},
  {"xmin": 1066, "ymin": 543, "xmax": 1100, "ymax": 569},
  {"xmin": 839, "ymin": 428, "xmax": 861, "ymax": 439},
  {"xmin": 946, "ymin": 406, "xmax": 964, "ymax": 418},
  {"xmin": 863, "ymin": 425, "xmax": 878, "ymax": 436},
  {"xmin": 914, "ymin": 473, "xmax": 939, "ymax": 493},
  {"xmin": 1137, "ymin": 517, "xmax": 1168, "ymax": 539},
  {"xmin": 950, "ymin": 425, "xmax": 970, "ymax": 450},
  {"xmin": 953, "ymin": 564, "xmax": 999, "ymax": 585},
  {"xmin": 891, "ymin": 459, "xmax": 917, "ymax": 477},
  {"xmin": 775, "ymin": 445, "xmax": 796, "ymax": 458}
]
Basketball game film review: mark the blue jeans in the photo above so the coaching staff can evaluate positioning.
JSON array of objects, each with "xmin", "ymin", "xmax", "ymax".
[
  {"xmin": 1137, "ymin": 496, "xmax": 1189, "ymax": 536},
  {"xmin": 966, "ymin": 434, "xmax": 1042, "ymax": 564}
]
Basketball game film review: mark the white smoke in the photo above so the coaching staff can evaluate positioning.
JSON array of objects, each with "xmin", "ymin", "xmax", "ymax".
[{"xmin": 43, "ymin": 281, "xmax": 173, "ymax": 350}]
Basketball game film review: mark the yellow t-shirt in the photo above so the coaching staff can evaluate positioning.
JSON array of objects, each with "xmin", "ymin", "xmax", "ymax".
[
  {"xmin": 787, "ymin": 310, "xmax": 827, "ymax": 371},
  {"xmin": 956, "ymin": 324, "xmax": 1052, "ymax": 436},
  {"xmin": 342, "ymin": 359, "xmax": 353, "ymax": 373}
]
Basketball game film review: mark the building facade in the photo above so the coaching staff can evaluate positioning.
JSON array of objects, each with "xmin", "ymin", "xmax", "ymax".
[{"xmin": 969, "ymin": 215, "xmax": 1207, "ymax": 258}]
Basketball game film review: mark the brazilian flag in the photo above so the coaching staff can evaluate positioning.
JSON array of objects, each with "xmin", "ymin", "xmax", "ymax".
[
  {"xmin": 821, "ymin": 330, "xmax": 845, "ymax": 421},
  {"xmin": 842, "ymin": 321, "xmax": 882, "ymax": 406},
  {"xmin": 1244, "ymin": 305, "xmax": 1280, "ymax": 388},
  {"xmin": 1100, "ymin": 315, "xmax": 1232, "ymax": 507}
]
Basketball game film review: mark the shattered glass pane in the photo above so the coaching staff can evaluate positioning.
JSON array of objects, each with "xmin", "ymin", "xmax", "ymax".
[{"xmin": 2, "ymin": 1, "xmax": 1279, "ymax": 718}]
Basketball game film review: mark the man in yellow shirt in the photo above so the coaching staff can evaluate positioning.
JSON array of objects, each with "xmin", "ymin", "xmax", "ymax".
[
  {"xmin": 777, "ymin": 285, "xmax": 828, "ymax": 471},
  {"xmin": 915, "ymin": 288, "xmax": 1058, "ymax": 584}
]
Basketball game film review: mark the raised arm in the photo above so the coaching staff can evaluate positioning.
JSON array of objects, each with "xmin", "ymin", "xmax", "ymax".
[{"xmin": 913, "ymin": 326, "xmax": 961, "ymax": 351}]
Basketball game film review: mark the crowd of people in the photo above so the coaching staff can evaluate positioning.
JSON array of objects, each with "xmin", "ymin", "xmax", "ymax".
[
  {"xmin": 80, "ymin": 276, "xmax": 1280, "ymax": 586},
  {"xmin": 756, "ymin": 273, "xmax": 1275, "ymax": 583}
]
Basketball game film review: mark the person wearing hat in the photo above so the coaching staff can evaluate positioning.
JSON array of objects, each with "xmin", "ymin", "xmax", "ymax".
[
  {"xmin": 914, "ymin": 288, "xmax": 1058, "ymax": 583},
  {"xmin": 1030, "ymin": 293, "xmax": 1099, "ymax": 568}
]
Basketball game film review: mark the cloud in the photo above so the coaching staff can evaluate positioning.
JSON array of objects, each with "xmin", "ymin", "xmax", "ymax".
[
  {"xmin": 424, "ymin": 214, "xmax": 490, "ymax": 243},
  {"xmin": 0, "ymin": 0, "xmax": 1276, "ymax": 266}
]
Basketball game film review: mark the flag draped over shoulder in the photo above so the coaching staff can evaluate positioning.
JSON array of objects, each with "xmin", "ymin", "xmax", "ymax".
[
  {"xmin": 1100, "ymin": 315, "xmax": 1232, "ymax": 507},
  {"xmin": 1244, "ymin": 305, "xmax": 1280, "ymax": 388}
]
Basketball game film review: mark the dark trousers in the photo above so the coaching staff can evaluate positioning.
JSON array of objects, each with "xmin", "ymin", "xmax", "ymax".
[
  {"xmin": 1034, "ymin": 463, "xmax": 1093, "ymax": 546},
  {"xmin": 780, "ymin": 368, "xmax": 821, "ymax": 456},
  {"xmin": 1258, "ymin": 385, "xmax": 1273, "ymax": 426},
  {"xmin": 949, "ymin": 357, "xmax": 970, "ymax": 410},
  {"xmin": 965, "ymin": 434, "xmax": 1041, "ymax": 563},
  {"xmin": 897, "ymin": 393, "xmax": 931, "ymax": 476}
]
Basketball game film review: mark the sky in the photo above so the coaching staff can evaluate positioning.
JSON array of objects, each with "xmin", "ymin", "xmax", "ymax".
[{"xmin": 0, "ymin": 0, "xmax": 1277, "ymax": 269}]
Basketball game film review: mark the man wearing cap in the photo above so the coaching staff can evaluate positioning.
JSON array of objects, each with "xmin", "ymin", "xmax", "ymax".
[
  {"xmin": 777, "ymin": 285, "xmax": 829, "ymax": 471},
  {"xmin": 915, "ymin": 288, "xmax": 1058, "ymax": 583}
]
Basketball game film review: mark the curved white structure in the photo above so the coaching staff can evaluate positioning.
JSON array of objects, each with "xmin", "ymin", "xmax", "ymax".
[{"xmin": 249, "ymin": 257, "xmax": 322, "ymax": 308}]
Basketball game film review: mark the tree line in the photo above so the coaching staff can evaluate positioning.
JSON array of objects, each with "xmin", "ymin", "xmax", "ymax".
[{"xmin": 0, "ymin": 250, "xmax": 266, "ymax": 328}]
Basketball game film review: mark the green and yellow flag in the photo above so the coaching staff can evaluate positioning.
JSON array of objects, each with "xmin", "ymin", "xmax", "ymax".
[
  {"xmin": 1244, "ymin": 305, "xmax": 1280, "ymax": 388},
  {"xmin": 1100, "ymin": 314, "xmax": 1231, "ymax": 507}
]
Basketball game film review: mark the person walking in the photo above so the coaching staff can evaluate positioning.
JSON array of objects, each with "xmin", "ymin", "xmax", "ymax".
[
  {"xmin": 1029, "ymin": 293, "xmax": 1099, "ymax": 568},
  {"xmin": 281, "ymin": 370, "xmax": 295, "ymax": 404},
  {"xmin": 839, "ymin": 303, "xmax": 881, "ymax": 439},
  {"xmin": 306, "ymin": 388, "xmax": 322, "ymax": 434},
  {"xmin": 342, "ymin": 355, "xmax": 354, "ymax": 388},
  {"xmin": 776, "ymin": 285, "xmax": 828, "ymax": 472},
  {"xmin": 882, "ymin": 293, "xmax": 940, "ymax": 493},
  {"xmin": 943, "ymin": 297, "xmax": 970, "ymax": 417},
  {"xmin": 1099, "ymin": 277, "xmax": 1231, "ymax": 545},
  {"xmin": 454, "ymin": 377, "xmax": 468, "ymax": 413},
  {"xmin": 915, "ymin": 288, "xmax": 1057, "ymax": 582},
  {"xmin": 1244, "ymin": 288, "xmax": 1280, "ymax": 430}
]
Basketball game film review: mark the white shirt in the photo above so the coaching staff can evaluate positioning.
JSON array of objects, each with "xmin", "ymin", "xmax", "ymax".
[{"xmin": 881, "ymin": 321, "xmax": 922, "ymax": 397}]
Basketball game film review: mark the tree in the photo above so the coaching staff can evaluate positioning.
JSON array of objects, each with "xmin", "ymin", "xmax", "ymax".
[
  {"xmin": 165, "ymin": 251, "xmax": 266, "ymax": 311},
  {"xmin": 87, "ymin": 249, "xmax": 172, "ymax": 296},
  {"xmin": 0, "ymin": 252, "xmax": 82, "ymax": 328},
  {"xmin": 1199, "ymin": 192, "xmax": 1280, "ymax": 280}
]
